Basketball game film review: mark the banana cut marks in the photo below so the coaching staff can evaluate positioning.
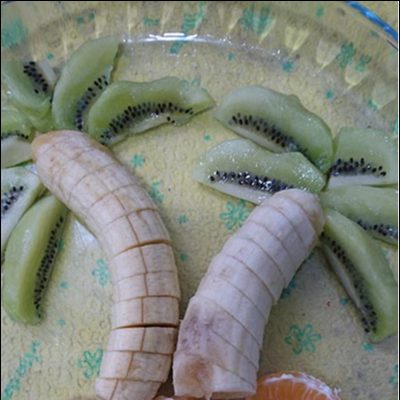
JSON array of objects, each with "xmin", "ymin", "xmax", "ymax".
[
  {"xmin": 173, "ymin": 189, "xmax": 324, "ymax": 399},
  {"xmin": 32, "ymin": 130, "xmax": 180, "ymax": 400}
]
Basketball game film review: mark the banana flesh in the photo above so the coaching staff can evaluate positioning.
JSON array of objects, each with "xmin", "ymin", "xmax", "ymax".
[
  {"xmin": 173, "ymin": 189, "xmax": 324, "ymax": 399},
  {"xmin": 32, "ymin": 131, "xmax": 180, "ymax": 400}
]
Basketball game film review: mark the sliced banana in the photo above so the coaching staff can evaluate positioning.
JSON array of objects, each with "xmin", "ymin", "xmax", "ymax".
[
  {"xmin": 173, "ymin": 189, "xmax": 324, "ymax": 399},
  {"xmin": 221, "ymin": 236, "xmax": 285, "ymax": 302},
  {"xmin": 32, "ymin": 130, "xmax": 180, "ymax": 400}
]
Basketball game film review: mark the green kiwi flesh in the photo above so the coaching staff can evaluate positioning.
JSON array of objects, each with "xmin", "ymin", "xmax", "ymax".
[
  {"xmin": 52, "ymin": 36, "xmax": 120, "ymax": 131},
  {"xmin": 327, "ymin": 128, "xmax": 398, "ymax": 188},
  {"xmin": 193, "ymin": 139, "xmax": 326, "ymax": 204},
  {"xmin": 321, "ymin": 208, "xmax": 398, "ymax": 342},
  {"xmin": 2, "ymin": 195, "xmax": 67, "ymax": 324},
  {"xmin": 1, "ymin": 109, "xmax": 35, "ymax": 167},
  {"xmin": 88, "ymin": 77, "xmax": 215, "ymax": 145},
  {"xmin": 1, "ymin": 167, "xmax": 43, "ymax": 258},
  {"xmin": 1, "ymin": 60, "xmax": 56, "ymax": 131},
  {"xmin": 214, "ymin": 86, "xmax": 333, "ymax": 172},
  {"xmin": 320, "ymin": 186, "xmax": 398, "ymax": 245}
]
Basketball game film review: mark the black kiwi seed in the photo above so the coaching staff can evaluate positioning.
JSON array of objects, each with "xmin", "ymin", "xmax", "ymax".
[
  {"xmin": 74, "ymin": 74, "xmax": 110, "ymax": 131},
  {"xmin": 99, "ymin": 102, "xmax": 193, "ymax": 145},
  {"xmin": 1, "ymin": 131, "xmax": 30, "ymax": 141},
  {"xmin": 356, "ymin": 219, "xmax": 398, "ymax": 240},
  {"xmin": 323, "ymin": 235, "xmax": 378, "ymax": 332},
  {"xmin": 33, "ymin": 217, "xmax": 65, "ymax": 312},
  {"xmin": 329, "ymin": 157, "xmax": 387, "ymax": 178},
  {"xmin": 22, "ymin": 61, "xmax": 51, "ymax": 95},
  {"xmin": 1, "ymin": 185, "xmax": 25, "ymax": 217},
  {"xmin": 208, "ymin": 170, "xmax": 294, "ymax": 194},
  {"xmin": 229, "ymin": 113, "xmax": 301, "ymax": 152}
]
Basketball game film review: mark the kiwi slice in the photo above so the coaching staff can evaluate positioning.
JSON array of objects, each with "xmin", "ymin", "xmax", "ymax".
[
  {"xmin": 1, "ymin": 167, "xmax": 43, "ymax": 258},
  {"xmin": 1, "ymin": 109, "xmax": 35, "ymax": 168},
  {"xmin": 327, "ymin": 127, "xmax": 398, "ymax": 188},
  {"xmin": 193, "ymin": 139, "xmax": 326, "ymax": 204},
  {"xmin": 2, "ymin": 195, "xmax": 67, "ymax": 324},
  {"xmin": 52, "ymin": 36, "xmax": 120, "ymax": 131},
  {"xmin": 320, "ymin": 186, "xmax": 398, "ymax": 245},
  {"xmin": 321, "ymin": 208, "xmax": 397, "ymax": 342},
  {"xmin": 1, "ymin": 60, "xmax": 56, "ymax": 132},
  {"xmin": 214, "ymin": 86, "xmax": 333, "ymax": 172},
  {"xmin": 88, "ymin": 77, "xmax": 215, "ymax": 145}
]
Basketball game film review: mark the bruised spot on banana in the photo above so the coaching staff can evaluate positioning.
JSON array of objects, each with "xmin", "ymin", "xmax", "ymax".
[
  {"xmin": 32, "ymin": 130, "xmax": 180, "ymax": 400},
  {"xmin": 173, "ymin": 189, "xmax": 324, "ymax": 399}
]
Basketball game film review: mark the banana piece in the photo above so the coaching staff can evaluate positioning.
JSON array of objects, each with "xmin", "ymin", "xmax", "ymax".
[
  {"xmin": 221, "ymin": 237, "xmax": 285, "ymax": 303},
  {"xmin": 173, "ymin": 189, "xmax": 324, "ymax": 399},
  {"xmin": 32, "ymin": 131, "xmax": 180, "ymax": 400}
]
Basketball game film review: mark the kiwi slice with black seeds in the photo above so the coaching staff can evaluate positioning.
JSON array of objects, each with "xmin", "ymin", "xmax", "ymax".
[
  {"xmin": 88, "ymin": 77, "xmax": 215, "ymax": 145},
  {"xmin": 1, "ymin": 109, "xmax": 35, "ymax": 168},
  {"xmin": 321, "ymin": 208, "xmax": 398, "ymax": 343},
  {"xmin": 1, "ymin": 167, "xmax": 43, "ymax": 258},
  {"xmin": 2, "ymin": 195, "xmax": 67, "ymax": 324},
  {"xmin": 320, "ymin": 186, "xmax": 398, "ymax": 245},
  {"xmin": 214, "ymin": 86, "xmax": 333, "ymax": 173},
  {"xmin": 1, "ymin": 60, "xmax": 56, "ymax": 132},
  {"xmin": 193, "ymin": 139, "xmax": 326, "ymax": 204},
  {"xmin": 327, "ymin": 127, "xmax": 397, "ymax": 188},
  {"xmin": 52, "ymin": 36, "xmax": 120, "ymax": 131}
]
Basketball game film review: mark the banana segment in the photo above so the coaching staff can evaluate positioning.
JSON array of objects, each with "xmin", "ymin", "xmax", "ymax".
[
  {"xmin": 95, "ymin": 379, "xmax": 160, "ymax": 400},
  {"xmin": 111, "ymin": 296, "xmax": 180, "ymax": 329},
  {"xmin": 110, "ymin": 243, "xmax": 176, "ymax": 282},
  {"xmin": 221, "ymin": 237, "xmax": 285, "ymax": 303},
  {"xmin": 32, "ymin": 131, "xmax": 180, "ymax": 400},
  {"xmin": 173, "ymin": 189, "xmax": 324, "ymax": 399}
]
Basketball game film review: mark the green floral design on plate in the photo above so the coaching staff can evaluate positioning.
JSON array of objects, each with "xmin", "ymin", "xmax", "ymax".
[
  {"xmin": 76, "ymin": 11, "xmax": 96, "ymax": 25},
  {"xmin": 280, "ymin": 276, "xmax": 297, "ymax": 299},
  {"xmin": 336, "ymin": 42, "xmax": 357, "ymax": 68},
  {"xmin": 76, "ymin": 16, "xmax": 85, "ymax": 25},
  {"xmin": 77, "ymin": 348, "xmax": 103, "ymax": 380},
  {"xmin": 180, "ymin": 252, "xmax": 189, "ymax": 262},
  {"xmin": 149, "ymin": 181, "xmax": 164, "ymax": 205},
  {"xmin": 177, "ymin": 214, "xmax": 189, "ymax": 224},
  {"xmin": 355, "ymin": 54, "xmax": 372, "ymax": 72},
  {"xmin": 59, "ymin": 281, "xmax": 69, "ymax": 289},
  {"xmin": 389, "ymin": 364, "xmax": 398, "ymax": 388},
  {"xmin": 220, "ymin": 200, "xmax": 250, "ymax": 231},
  {"xmin": 281, "ymin": 58, "xmax": 295, "ymax": 72},
  {"xmin": 284, "ymin": 323, "xmax": 321, "ymax": 355},
  {"xmin": 203, "ymin": 133, "xmax": 212, "ymax": 141},
  {"xmin": 143, "ymin": 16, "xmax": 160, "ymax": 27},
  {"xmin": 325, "ymin": 89, "xmax": 334, "ymax": 100},
  {"xmin": 316, "ymin": 6, "xmax": 325, "ymax": 18},
  {"xmin": 1, "ymin": 341, "xmax": 42, "ymax": 400},
  {"xmin": 391, "ymin": 116, "xmax": 398, "ymax": 138},
  {"xmin": 131, "ymin": 154, "xmax": 145, "ymax": 168},
  {"xmin": 170, "ymin": 1, "xmax": 207, "ymax": 54},
  {"xmin": 340, "ymin": 297, "xmax": 349, "ymax": 306},
  {"xmin": 240, "ymin": 4, "xmax": 273, "ymax": 35},
  {"xmin": 362, "ymin": 342, "xmax": 374, "ymax": 352},
  {"xmin": 228, "ymin": 52, "xmax": 236, "ymax": 61},
  {"xmin": 367, "ymin": 99, "xmax": 378, "ymax": 111},
  {"xmin": 57, "ymin": 318, "xmax": 66, "ymax": 327},
  {"xmin": 1, "ymin": 17, "xmax": 28, "ymax": 49},
  {"xmin": 92, "ymin": 259, "xmax": 109, "ymax": 287},
  {"xmin": 336, "ymin": 42, "xmax": 372, "ymax": 71}
]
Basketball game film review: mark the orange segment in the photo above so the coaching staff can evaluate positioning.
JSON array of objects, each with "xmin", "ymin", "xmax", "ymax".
[{"xmin": 246, "ymin": 371, "xmax": 341, "ymax": 400}]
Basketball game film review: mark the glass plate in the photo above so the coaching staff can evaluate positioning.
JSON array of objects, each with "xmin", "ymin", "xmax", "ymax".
[{"xmin": 1, "ymin": 2, "xmax": 398, "ymax": 399}]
